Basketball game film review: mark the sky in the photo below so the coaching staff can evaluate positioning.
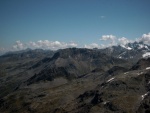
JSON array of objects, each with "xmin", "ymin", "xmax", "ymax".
[{"xmin": 0, "ymin": 0, "xmax": 150, "ymax": 53}]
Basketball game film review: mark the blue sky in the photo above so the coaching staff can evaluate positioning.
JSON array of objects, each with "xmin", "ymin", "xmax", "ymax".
[{"xmin": 0, "ymin": 0, "xmax": 150, "ymax": 52}]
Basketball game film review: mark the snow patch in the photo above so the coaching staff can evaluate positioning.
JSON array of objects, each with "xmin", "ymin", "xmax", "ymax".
[
  {"xmin": 119, "ymin": 51, "xmax": 126, "ymax": 56},
  {"xmin": 137, "ymin": 72, "xmax": 143, "ymax": 76},
  {"xmin": 141, "ymin": 92, "xmax": 149, "ymax": 100},
  {"xmin": 119, "ymin": 56, "xmax": 122, "ymax": 59},
  {"xmin": 118, "ymin": 51, "xmax": 126, "ymax": 58},
  {"xmin": 126, "ymin": 46, "xmax": 132, "ymax": 50},
  {"xmin": 124, "ymin": 72, "xmax": 129, "ymax": 74},
  {"xmin": 146, "ymin": 67, "xmax": 150, "ymax": 70},
  {"xmin": 138, "ymin": 44, "xmax": 144, "ymax": 49},
  {"xmin": 121, "ymin": 45, "xmax": 132, "ymax": 50},
  {"xmin": 143, "ymin": 52, "xmax": 150, "ymax": 58},
  {"xmin": 145, "ymin": 46, "xmax": 149, "ymax": 50},
  {"xmin": 103, "ymin": 101, "xmax": 109, "ymax": 104},
  {"xmin": 107, "ymin": 77, "xmax": 115, "ymax": 83}
]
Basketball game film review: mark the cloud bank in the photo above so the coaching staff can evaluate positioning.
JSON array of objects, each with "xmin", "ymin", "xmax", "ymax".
[
  {"xmin": 100, "ymin": 35, "xmax": 116, "ymax": 46},
  {"xmin": 28, "ymin": 40, "xmax": 77, "ymax": 50},
  {"xmin": 84, "ymin": 43, "xmax": 102, "ymax": 49},
  {"xmin": 118, "ymin": 37, "xmax": 131, "ymax": 46},
  {"xmin": 99, "ymin": 35, "xmax": 133, "ymax": 47},
  {"xmin": 100, "ymin": 35, "xmax": 116, "ymax": 41},
  {"xmin": 0, "ymin": 32, "xmax": 150, "ymax": 55},
  {"xmin": 13, "ymin": 41, "xmax": 25, "ymax": 50},
  {"xmin": 139, "ymin": 33, "xmax": 150, "ymax": 44},
  {"xmin": 12, "ymin": 40, "xmax": 78, "ymax": 51}
]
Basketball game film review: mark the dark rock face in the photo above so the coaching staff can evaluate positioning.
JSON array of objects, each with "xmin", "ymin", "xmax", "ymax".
[
  {"xmin": 26, "ymin": 48, "xmax": 130, "ymax": 84},
  {"xmin": 78, "ymin": 90, "xmax": 100, "ymax": 103},
  {"xmin": 104, "ymin": 102, "xmax": 119, "ymax": 111},
  {"xmin": 91, "ymin": 92, "xmax": 103, "ymax": 105},
  {"xmin": 91, "ymin": 68, "xmax": 105, "ymax": 73},
  {"xmin": 131, "ymin": 57, "xmax": 150, "ymax": 70},
  {"xmin": 107, "ymin": 80, "xmax": 127, "ymax": 91},
  {"xmin": 107, "ymin": 66, "xmax": 128, "ymax": 75},
  {"xmin": 137, "ymin": 95, "xmax": 150, "ymax": 113},
  {"xmin": 27, "ymin": 67, "xmax": 70, "ymax": 85},
  {"xmin": 136, "ymin": 71, "xmax": 150, "ymax": 113},
  {"xmin": 0, "ymin": 49, "xmax": 54, "ymax": 61}
]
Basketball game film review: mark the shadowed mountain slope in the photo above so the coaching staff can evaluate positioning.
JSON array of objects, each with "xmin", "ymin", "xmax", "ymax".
[
  {"xmin": 26, "ymin": 48, "xmax": 130, "ymax": 85},
  {"xmin": 131, "ymin": 57, "xmax": 150, "ymax": 70}
]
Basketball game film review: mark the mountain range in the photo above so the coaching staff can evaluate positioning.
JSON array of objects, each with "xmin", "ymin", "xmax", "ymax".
[{"xmin": 0, "ymin": 41, "xmax": 150, "ymax": 113}]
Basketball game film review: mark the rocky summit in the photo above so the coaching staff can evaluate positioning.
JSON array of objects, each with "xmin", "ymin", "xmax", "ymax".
[{"xmin": 0, "ymin": 42, "xmax": 150, "ymax": 113}]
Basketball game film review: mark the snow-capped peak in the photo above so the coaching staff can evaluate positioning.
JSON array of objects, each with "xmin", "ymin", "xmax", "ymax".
[{"xmin": 127, "ymin": 41, "xmax": 150, "ymax": 50}]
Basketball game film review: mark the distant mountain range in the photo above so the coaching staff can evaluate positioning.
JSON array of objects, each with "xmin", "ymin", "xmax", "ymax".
[
  {"xmin": 100, "ymin": 41, "xmax": 150, "ymax": 61},
  {"xmin": 0, "ymin": 41, "xmax": 150, "ymax": 113}
]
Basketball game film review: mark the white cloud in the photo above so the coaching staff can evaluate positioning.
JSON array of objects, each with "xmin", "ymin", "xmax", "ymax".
[
  {"xmin": 12, "ymin": 40, "xmax": 78, "ymax": 51},
  {"xmin": 13, "ymin": 40, "xmax": 26, "ymax": 50},
  {"xmin": 100, "ymin": 35, "xmax": 116, "ymax": 41},
  {"xmin": 67, "ymin": 42, "xmax": 78, "ymax": 48},
  {"xmin": 100, "ymin": 35, "xmax": 117, "ymax": 46},
  {"xmin": 84, "ymin": 43, "xmax": 105, "ymax": 49},
  {"xmin": 36, "ymin": 40, "xmax": 77, "ymax": 49},
  {"xmin": 118, "ymin": 37, "xmax": 131, "ymax": 46},
  {"xmin": 139, "ymin": 33, "xmax": 150, "ymax": 45},
  {"xmin": 0, "ymin": 47, "xmax": 6, "ymax": 55},
  {"xmin": 100, "ymin": 16, "xmax": 105, "ymax": 19},
  {"xmin": 29, "ymin": 41, "xmax": 39, "ymax": 48},
  {"xmin": 0, "ymin": 47, "xmax": 5, "ymax": 51}
]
